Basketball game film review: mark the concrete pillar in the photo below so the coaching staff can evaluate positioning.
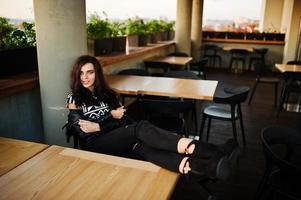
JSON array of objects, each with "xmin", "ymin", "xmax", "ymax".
[
  {"xmin": 282, "ymin": 0, "xmax": 301, "ymax": 63},
  {"xmin": 175, "ymin": 0, "xmax": 192, "ymax": 55},
  {"xmin": 259, "ymin": 0, "xmax": 284, "ymax": 32},
  {"xmin": 191, "ymin": 0, "xmax": 203, "ymax": 59},
  {"xmin": 33, "ymin": 0, "xmax": 87, "ymax": 145}
]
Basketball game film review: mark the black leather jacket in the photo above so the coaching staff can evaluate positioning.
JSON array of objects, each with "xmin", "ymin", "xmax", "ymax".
[{"xmin": 65, "ymin": 109, "xmax": 132, "ymax": 144}]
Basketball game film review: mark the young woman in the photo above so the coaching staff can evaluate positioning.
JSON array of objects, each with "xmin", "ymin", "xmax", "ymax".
[{"xmin": 65, "ymin": 55, "xmax": 239, "ymax": 180}]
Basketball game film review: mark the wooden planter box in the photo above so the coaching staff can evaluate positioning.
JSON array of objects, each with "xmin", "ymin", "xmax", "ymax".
[
  {"xmin": 112, "ymin": 37, "xmax": 126, "ymax": 53},
  {"xmin": 138, "ymin": 35, "xmax": 149, "ymax": 46},
  {"xmin": 88, "ymin": 37, "xmax": 126, "ymax": 56},
  {"xmin": 215, "ymin": 32, "xmax": 227, "ymax": 39},
  {"xmin": 202, "ymin": 31, "xmax": 215, "ymax": 39},
  {"xmin": 160, "ymin": 32, "xmax": 169, "ymax": 41},
  {"xmin": 0, "ymin": 46, "xmax": 38, "ymax": 77},
  {"xmin": 227, "ymin": 32, "xmax": 245, "ymax": 39},
  {"xmin": 127, "ymin": 35, "xmax": 139, "ymax": 47},
  {"xmin": 88, "ymin": 38, "xmax": 113, "ymax": 56},
  {"xmin": 264, "ymin": 33, "xmax": 285, "ymax": 41},
  {"xmin": 246, "ymin": 33, "xmax": 264, "ymax": 40},
  {"xmin": 150, "ymin": 32, "xmax": 162, "ymax": 43},
  {"xmin": 168, "ymin": 31, "xmax": 175, "ymax": 40}
]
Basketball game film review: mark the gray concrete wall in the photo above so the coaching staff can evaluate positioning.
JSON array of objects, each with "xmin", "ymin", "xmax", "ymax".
[{"xmin": 0, "ymin": 88, "xmax": 44, "ymax": 142}]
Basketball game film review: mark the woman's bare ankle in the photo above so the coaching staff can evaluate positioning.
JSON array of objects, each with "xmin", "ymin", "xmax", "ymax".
[
  {"xmin": 177, "ymin": 138, "xmax": 194, "ymax": 154},
  {"xmin": 179, "ymin": 157, "xmax": 190, "ymax": 174}
]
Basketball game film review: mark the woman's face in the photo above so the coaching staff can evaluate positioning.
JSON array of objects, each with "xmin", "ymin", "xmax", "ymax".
[{"xmin": 80, "ymin": 62, "xmax": 96, "ymax": 92}]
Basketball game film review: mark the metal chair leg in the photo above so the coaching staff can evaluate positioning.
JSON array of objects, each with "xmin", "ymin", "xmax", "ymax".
[
  {"xmin": 199, "ymin": 114, "xmax": 207, "ymax": 141},
  {"xmin": 238, "ymin": 104, "xmax": 246, "ymax": 146},
  {"xmin": 206, "ymin": 117, "xmax": 212, "ymax": 142},
  {"xmin": 248, "ymin": 80, "xmax": 258, "ymax": 105}
]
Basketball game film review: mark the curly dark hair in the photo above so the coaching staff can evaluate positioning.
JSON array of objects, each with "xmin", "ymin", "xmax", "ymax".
[{"xmin": 70, "ymin": 55, "xmax": 119, "ymax": 107}]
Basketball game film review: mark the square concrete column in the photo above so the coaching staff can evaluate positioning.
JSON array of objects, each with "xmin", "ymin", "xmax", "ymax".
[
  {"xmin": 34, "ymin": 0, "xmax": 87, "ymax": 145},
  {"xmin": 282, "ymin": 0, "xmax": 301, "ymax": 62},
  {"xmin": 175, "ymin": 0, "xmax": 192, "ymax": 55},
  {"xmin": 191, "ymin": 0, "xmax": 204, "ymax": 59},
  {"xmin": 259, "ymin": 0, "xmax": 284, "ymax": 32}
]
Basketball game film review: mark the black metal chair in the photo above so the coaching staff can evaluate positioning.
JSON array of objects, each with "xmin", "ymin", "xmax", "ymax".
[
  {"xmin": 139, "ymin": 97, "xmax": 195, "ymax": 137},
  {"xmin": 202, "ymin": 44, "xmax": 222, "ymax": 68},
  {"xmin": 117, "ymin": 68, "xmax": 150, "ymax": 105},
  {"xmin": 167, "ymin": 51, "xmax": 189, "ymax": 71},
  {"xmin": 168, "ymin": 52, "xmax": 189, "ymax": 57},
  {"xmin": 254, "ymin": 125, "xmax": 301, "ymax": 200},
  {"xmin": 189, "ymin": 57, "xmax": 209, "ymax": 79},
  {"xmin": 229, "ymin": 49, "xmax": 249, "ymax": 72},
  {"xmin": 118, "ymin": 68, "xmax": 150, "ymax": 76},
  {"xmin": 164, "ymin": 70, "xmax": 200, "ymax": 132},
  {"xmin": 199, "ymin": 86, "xmax": 250, "ymax": 146},
  {"xmin": 248, "ymin": 62, "xmax": 281, "ymax": 107},
  {"xmin": 277, "ymin": 61, "xmax": 301, "ymax": 116},
  {"xmin": 248, "ymin": 48, "xmax": 268, "ymax": 71},
  {"xmin": 164, "ymin": 70, "xmax": 199, "ymax": 80},
  {"xmin": 144, "ymin": 61, "xmax": 171, "ymax": 76}
]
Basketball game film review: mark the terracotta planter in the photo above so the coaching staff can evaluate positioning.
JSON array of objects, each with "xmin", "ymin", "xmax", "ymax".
[
  {"xmin": 112, "ymin": 37, "xmax": 126, "ymax": 53},
  {"xmin": 0, "ymin": 47, "xmax": 38, "ymax": 77},
  {"xmin": 88, "ymin": 38, "xmax": 113, "ymax": 56}
]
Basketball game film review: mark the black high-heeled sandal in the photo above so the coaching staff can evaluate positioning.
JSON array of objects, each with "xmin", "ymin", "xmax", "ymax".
[
  {"xmin": 183, "ymin": 152, "xmax": 231, "ymax": 181},
  {"xmin": 185, "ymin": 138, "xmax": 239, "ymax": 160}
]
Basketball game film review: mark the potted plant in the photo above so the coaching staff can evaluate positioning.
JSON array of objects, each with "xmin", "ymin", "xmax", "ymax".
[
  {"xmin": 0, "ymin": 18, "xmax": 38, "ymax": 77},
  {"xmin": 215, "ymin": 31, "xmax": 227, "ymax": 39},
  {"xmin": 87, "ymin": 13, "xmax": 113, "ymax": 55},
  {"xmin": 125, "ymin": 18, "xmax": 149, "ymax": 47},
  {"xmin": 146, "ymin": 19, "xmax": 162, "ymax": 43},
  {"xmin": 202, "ymin": 31, "xmax": 215, "ymax": 39},
  {"xmin": 110, "ymin": 21, "xmax": 126, "ymax": 53},
  {"xmin": 159, "ymin": 20, "xmax": 175, "ymax": 41},
  {"xmin": 227, "ymin": 31, "xmax": 245, "ymax": 39}
]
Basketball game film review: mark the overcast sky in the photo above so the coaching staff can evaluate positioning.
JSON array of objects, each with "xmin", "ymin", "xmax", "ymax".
[{"xmin": 0, "ymin": 0, "xmax": 262, "ymax": 21}]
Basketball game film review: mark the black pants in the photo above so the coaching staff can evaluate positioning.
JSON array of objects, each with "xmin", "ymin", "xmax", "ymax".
[{"xmin": 85, "ymin": 120, "xmax": 183, "ymax": 172}]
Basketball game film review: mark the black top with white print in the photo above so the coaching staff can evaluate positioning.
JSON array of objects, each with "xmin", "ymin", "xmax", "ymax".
[{"xmin": 66, "ymin": 93, "xmax": 112, "ymax": 122}]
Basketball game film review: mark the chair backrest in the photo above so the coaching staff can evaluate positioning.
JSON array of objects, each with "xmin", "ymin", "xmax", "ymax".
[
  {"xmin": 230, "ymin": 49, "xmax": 249, "ymax": 56},
  {"xmin": 118, "ymin": 68, "xmax": 150, "ymax": 76},
  {"xmin": 253, "ymin": 48, "xmax": 268, "ymax": 55},
  {"xmin": 214, "ymin": 86, "xmax": 250, "ymax": 104},
  {"xmin": 287, "ymin": 60, "xmax": 301, "ymax": 65},
  {"xmin": 261, "ymin": 125, "xmax": 301, "ymax": 175},
  {"xmin": 139, "ymin": 98, "xmax": 195, "ymax": 115},
  {"xmin": 253, "ymin": 62, "xmax": 272, "ymax": 75},
  {"xmin": 190, "ymin": 57, "xmax": 209, "ymax": 68},
  {"xmin": 139, "ymin": 98, "xmax": 195, "ymax": 135},
  {"xmin": 144, "ymin": 61, "xmax": 171, "ymax": 73},
  {"xmin": 285, "ymin": 61, "xmax": 301, "ymax": 81},
  {"xmin": 168, "ymin": 52, "xmax": 189, "ymax": 57},
  {"xmin": 202, "ymin": 44, "xmax": 220, "ymax": 56},
  {"xmin": 164, "ymin": 70, "xmax": 199, "ymax": 80}
]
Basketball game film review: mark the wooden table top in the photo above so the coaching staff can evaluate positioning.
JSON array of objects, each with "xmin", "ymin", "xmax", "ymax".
[
  {"xmin": 106, "ymin": 75, "xmax": 218, "ymax": 101},
  {"xmin": 223, "ymin": 46, "xmax": 254, "ymax": 52},
  {"xmin": 0, "ymin": 137, "xmax": 48, "ymax": 176},
  {"xmin": 275, "ymin": 64, "xmax": 301, "ymax": 73},
  {"xmin": 144, "ymin": 56, "xmax": 193, "ymax": 66},
  {"xmin": 0, "ymin": 145, "xmax": 179, "ymax": 200}
]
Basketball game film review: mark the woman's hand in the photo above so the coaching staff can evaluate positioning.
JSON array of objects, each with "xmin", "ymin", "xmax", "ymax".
[
  {"xmin": 111, "ymin": 106, "xmax": 126, "ymax": 119},
  {"xmin": 78, "ymin": 119, "xmax": 100, "ymax": 133}
]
